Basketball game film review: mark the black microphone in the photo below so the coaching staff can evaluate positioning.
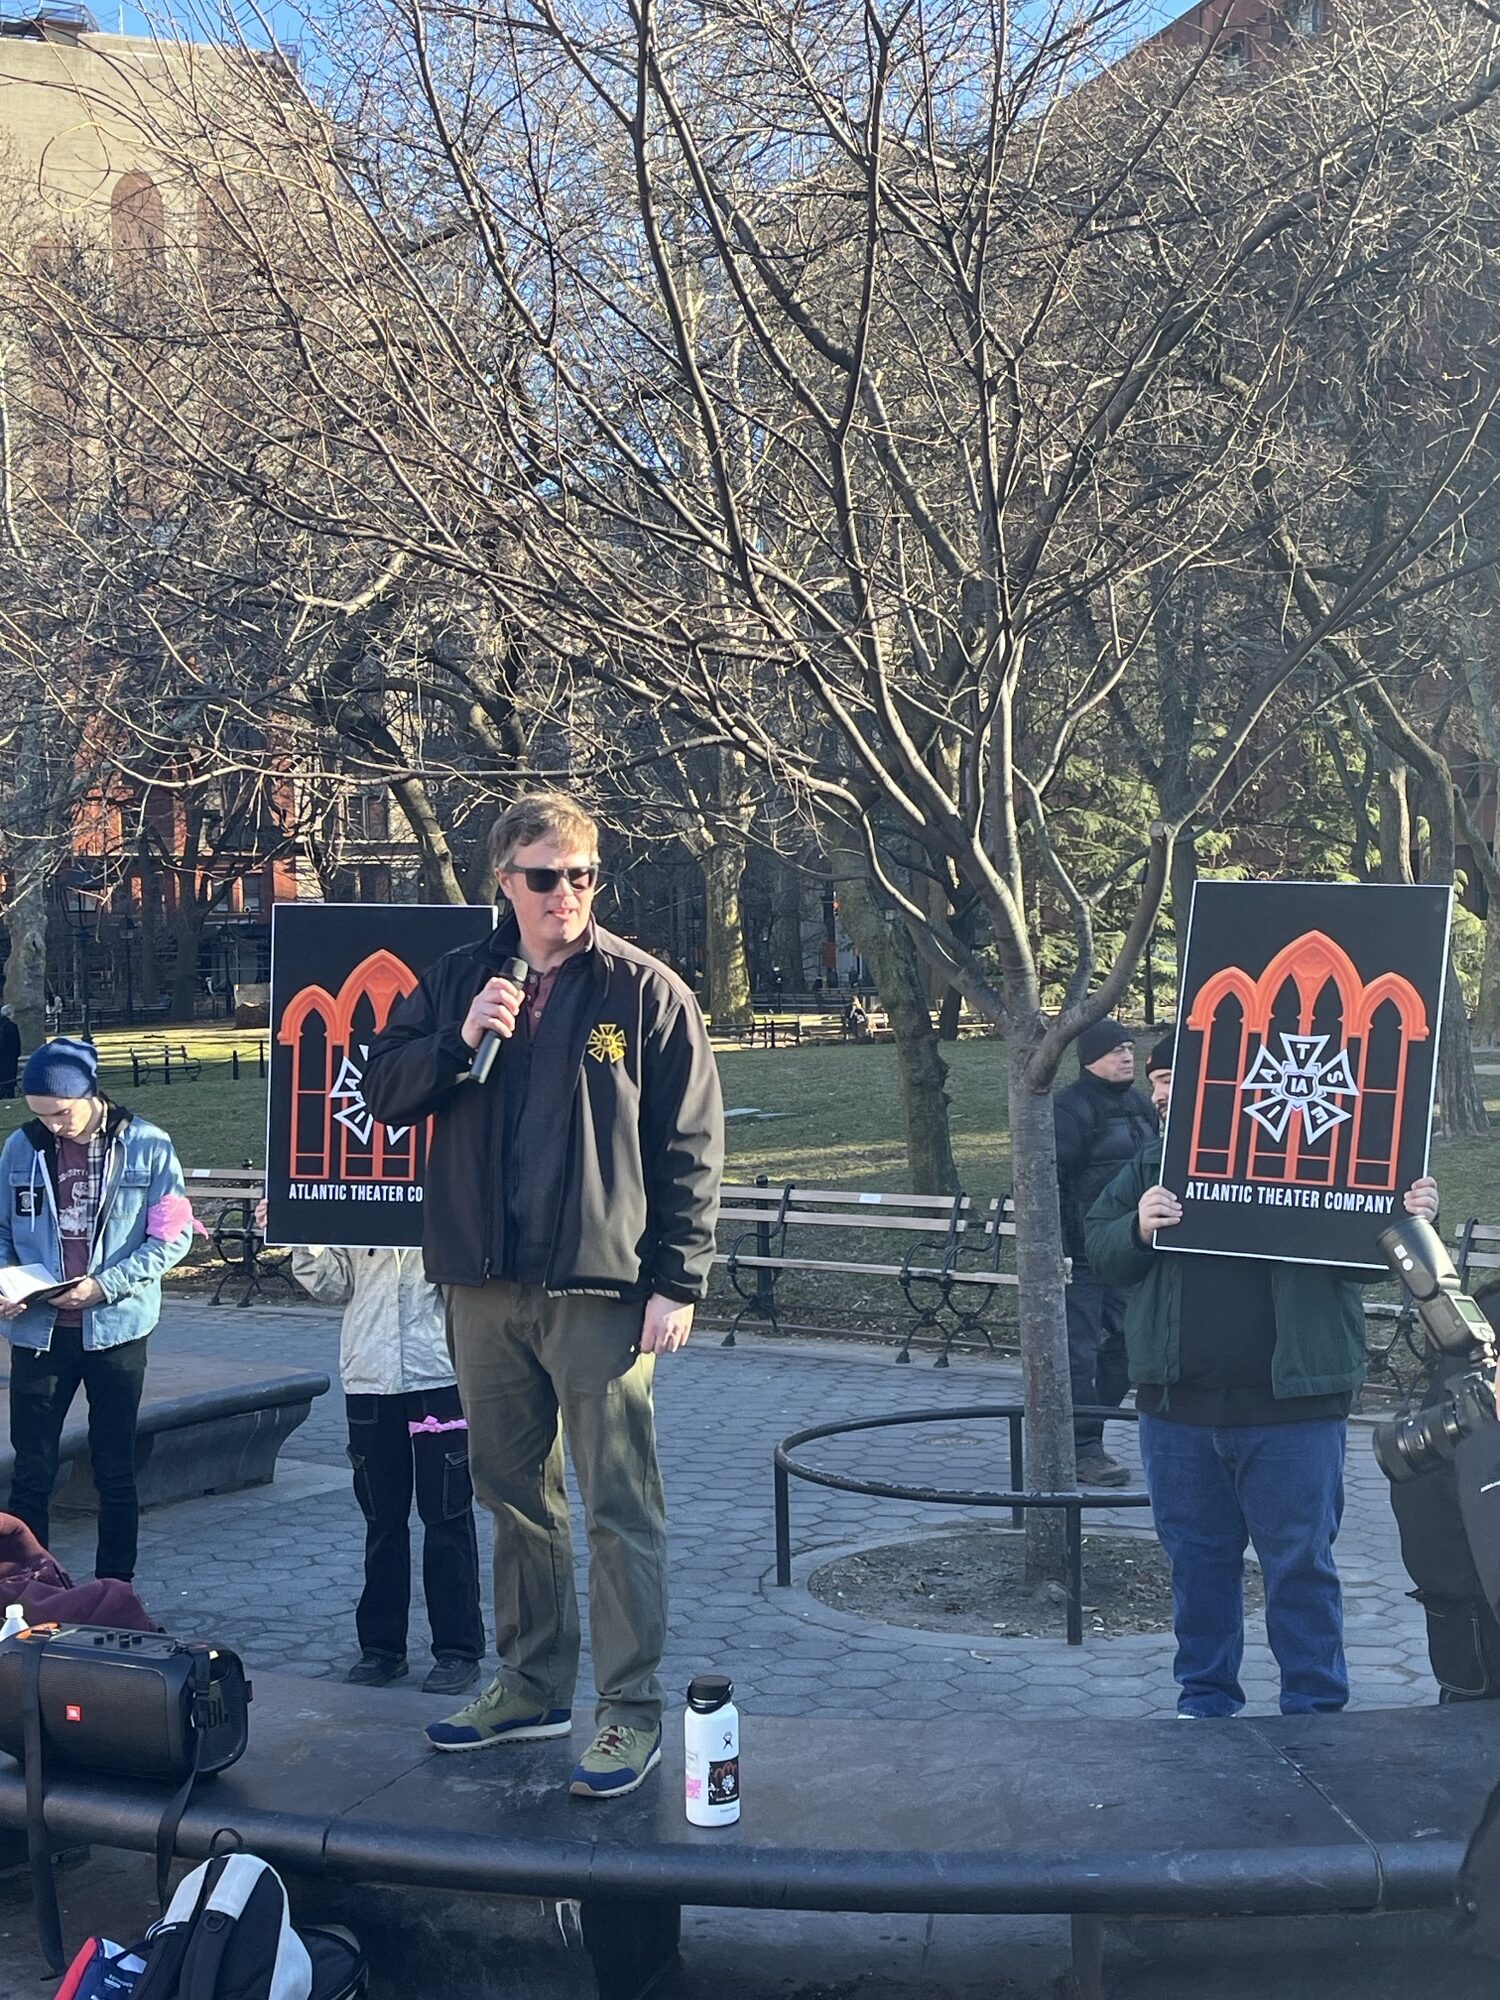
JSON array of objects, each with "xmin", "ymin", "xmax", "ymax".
[{"xmin": 468, "ymin": 955, "xmax": 529, "ymax": 1084}]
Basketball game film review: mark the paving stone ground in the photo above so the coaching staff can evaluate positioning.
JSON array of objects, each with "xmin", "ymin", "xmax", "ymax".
[
  {"xmin": 0, "ymin": 1299, "xmax": 1476, "ymax": 1998},
  {"xmin": 43, "ymin": 1299, "xmax": 1435, "ymax": 1719}
]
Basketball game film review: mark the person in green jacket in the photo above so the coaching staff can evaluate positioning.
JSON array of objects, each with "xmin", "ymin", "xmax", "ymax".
[{"xmin": 1084, "ymin": 1058, "xmax": 1438, "ymax": 1719}]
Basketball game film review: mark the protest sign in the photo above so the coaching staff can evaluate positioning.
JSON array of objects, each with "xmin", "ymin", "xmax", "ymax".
[
  {"xmin": 1158, "ymin": 881, "xmax": 1452, "ymax": 1267},
  {"xmin": 265, "ymin": 903, "xmax": 493, "ymax": 1248}
]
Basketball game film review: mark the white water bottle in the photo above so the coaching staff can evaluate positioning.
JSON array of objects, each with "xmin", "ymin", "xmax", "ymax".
[
  {"xmin": 0, "ymin": 1605, "xmax": 27, "ymax": 1642},
  {"xmin": 684, "ymin": 1674, "xmax": 740, "ymax": 1826}
]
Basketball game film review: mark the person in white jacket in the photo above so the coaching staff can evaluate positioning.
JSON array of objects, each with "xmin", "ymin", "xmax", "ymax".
[{"xmin": 261, "ymin": 1205, "xmax": 484, "ymax": 1694}]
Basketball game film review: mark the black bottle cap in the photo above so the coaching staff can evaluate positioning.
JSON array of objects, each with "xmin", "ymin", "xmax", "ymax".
[{"xmin": 687, "ymin": 1673, "xmax": 733, "ymax": 1712}]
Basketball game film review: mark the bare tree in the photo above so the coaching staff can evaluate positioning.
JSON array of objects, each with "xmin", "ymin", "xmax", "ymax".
[{"xmin": 11, "ymin": 0, "xmax": 1500, "ymax": 1568}]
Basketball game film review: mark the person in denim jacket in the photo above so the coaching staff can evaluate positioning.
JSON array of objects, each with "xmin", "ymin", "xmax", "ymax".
[{"xmin": 0, "ymin": 1039, "xmax": 193, "ymax": 1580}]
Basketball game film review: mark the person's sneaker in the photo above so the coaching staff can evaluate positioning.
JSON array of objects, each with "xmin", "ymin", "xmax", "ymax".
[
  {"xmin": 1075, "ymin": 1449, "xmax": 1131, "ymax": 1489},
  {"xmin": 422, "ymin": 1655, "xmax": 481, "ymax": 1697},
  {"xmin": 568, "ymin": 1723, "xmax": 662, "ymax": 1800},
  {"xmin": 424, "ymin": 1676, "xmax": 572, "ymax": 1752},
  {"xmin": 345, "ymin": 1651, "xmax": 408, "ymax": 1688}
]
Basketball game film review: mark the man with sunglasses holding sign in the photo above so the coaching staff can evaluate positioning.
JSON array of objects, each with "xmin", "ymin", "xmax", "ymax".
[{"xmin": 363, "ymin": 791, "xmax": 724, "ymax": 1799}]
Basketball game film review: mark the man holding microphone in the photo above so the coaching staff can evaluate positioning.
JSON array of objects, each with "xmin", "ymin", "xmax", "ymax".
[{"xmin": 362, "ymin": 792, "xmax": 723, "ymax": 1799}]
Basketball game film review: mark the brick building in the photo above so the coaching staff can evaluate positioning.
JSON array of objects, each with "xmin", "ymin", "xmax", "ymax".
[{"xmin": 0, "ymin": 5, "xmax": 420, "ymax": 1024}]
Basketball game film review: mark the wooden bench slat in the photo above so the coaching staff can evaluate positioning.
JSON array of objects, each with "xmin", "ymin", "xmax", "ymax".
[
  {"xmin": 720, "ymin": 1208, "xmax": 976, "ymax": 1224},
  {"xmin": 737, "ymin": 1187, "xmax": 968, "ymax": 1210},
  {"xmin": 716, "ymin": 1254, "xmax": 1016, "ymax": 1285}
]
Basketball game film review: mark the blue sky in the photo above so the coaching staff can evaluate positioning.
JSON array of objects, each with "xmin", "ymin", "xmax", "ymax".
[
  {"xmin": 103, "ymin": 0, "xmax": 1193, "ymax": 90},
  {"xmin": 109, "ymin": 0, "xmax": 1188, "ymax": 52},
  {"xmin": 109, "ymin": 0, "xmax": 308, "ymax": 49}
]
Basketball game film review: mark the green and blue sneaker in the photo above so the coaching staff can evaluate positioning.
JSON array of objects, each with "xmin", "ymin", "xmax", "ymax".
[
  {"xmin": 568, "ymin": 1722, "xmax": 663, "ymax": 1799},
  {"xmin": 424, "ymin": 1675, "xmax": 571, "ymax": 1752}
]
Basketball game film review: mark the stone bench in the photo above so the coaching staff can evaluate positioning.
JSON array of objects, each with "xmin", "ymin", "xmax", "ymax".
[
  {"xmin": 0, "ymin": 1353, "xmax": 330, "ymax": 1512},
  {"xmin": 0, "ymin": 1675, "xmax": 1491, "ymax": 2000}
]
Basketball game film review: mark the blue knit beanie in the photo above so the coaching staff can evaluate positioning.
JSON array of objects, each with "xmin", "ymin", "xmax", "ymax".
[{"xmin": 22, "ymin": 1037, "xmax": 100, "ymax": 1100}]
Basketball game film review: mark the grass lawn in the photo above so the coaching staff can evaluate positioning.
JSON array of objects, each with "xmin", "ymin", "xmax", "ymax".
[
  {"xmin": 2, "ymin": 1033, "xmax": 1494, "ymax": 1333},
  {"xmin": 0, "ymin": 1023, "xmax": 271, "ymax": 1167}
]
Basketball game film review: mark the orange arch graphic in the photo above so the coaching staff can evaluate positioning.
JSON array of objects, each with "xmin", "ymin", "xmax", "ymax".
[
  {"xmin": 279, "ymin": 949, "xmax": 428, "ymax": 1183},
  {"xmin": 278, "ymin": 952, "xmax": 418, "ymax": 1048},
  {"xmin": 1350, "ymin": 971, "xmax": 1429, "ymax": 1040},
  {"xmin": 1185, "ymin": 965, "xmax": 1258, "ymax": 1035},
  {"xmin": 1188, "ymin": 931, "xmax": 1409, "ymax": 1039},
  {"xmin": 1256, "ymin": 930, "xmax": 1363, "ymax": 1035},
  {"xmin": 278, "ymin": 984, "xmax": 338, "ymax": 1045}
]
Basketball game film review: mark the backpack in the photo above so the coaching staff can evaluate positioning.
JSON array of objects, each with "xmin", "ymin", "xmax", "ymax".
[{"xmin": 53, "ymin": 1853, "xmax": 366, "ymax": 2000}]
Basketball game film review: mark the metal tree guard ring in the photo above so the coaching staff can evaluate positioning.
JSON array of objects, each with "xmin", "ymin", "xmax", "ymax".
[{"xmin": 773, "ymin": 1403, "xmax": 1151, "ymax": 1645}]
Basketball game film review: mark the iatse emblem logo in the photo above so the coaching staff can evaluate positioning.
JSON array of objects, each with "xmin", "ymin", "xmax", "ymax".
[
  {"xmin": 1239, "ymin": 1032, "xmax": 1360, "ymax": 1145},
  {"xmin": 586, "ymin": 1024, "xmax": 628, "ymax": 1065}
]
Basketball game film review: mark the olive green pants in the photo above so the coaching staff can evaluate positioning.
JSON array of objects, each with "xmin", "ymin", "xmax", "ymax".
[{"xmin": 446, "ymin": 1280, "xmax": 667, "ymax": 1731}]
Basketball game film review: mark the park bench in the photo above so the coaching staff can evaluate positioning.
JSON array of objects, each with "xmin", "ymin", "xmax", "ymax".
[
  {"xmin": 1455, "ymin": 1216, "xmax": 1500, "ymax": 1293},
  {"xmin": 182, "ymin": 1167, "xmax": 297, "ymax": 1308},
  {"xmin": 715, "ymin": 1181, "xmax": 1017, "ymax": 1361},
  {"xmin": 0, "ymin": 1351, "xmax": 329, "ymax": 1512},
  {"xmin": 0, "ymin": 1675, "xmax": 1490, "ymax": 2000},
  {"xmin": 716, "ymin": 1008, "xmax": 893, "ymax": 1048},
  {"xmin": 124, "ymin": 1041, "xmax": 202, "ymax": 1087}
]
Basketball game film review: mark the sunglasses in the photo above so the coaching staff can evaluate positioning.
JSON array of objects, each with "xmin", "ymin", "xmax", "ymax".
[{"xmin": 503, "ymin": 864, "xmax": 600, "ymax": 893}]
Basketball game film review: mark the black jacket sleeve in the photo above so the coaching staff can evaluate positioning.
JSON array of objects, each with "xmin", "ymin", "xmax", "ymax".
[
  {"xmin": 1053, "ymin": 1091, "xmax": 1089, "ymax": 1187},
  {"xmin": 361, "ymin": 972, "xmax": 476, "ymax": 1127},
  {"xmin": 641, "ymin": 993, "xmax": 725, "ymax": 1303}
]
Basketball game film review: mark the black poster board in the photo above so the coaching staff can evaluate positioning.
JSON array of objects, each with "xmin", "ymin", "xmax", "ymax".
[
  {"xmin": 264, "ymin": 902, "xmax": 493, "ymax": 1248},
  {"xmin": 1158, "ymin": 881, "xmax": 1452, "ymax": 1268}
]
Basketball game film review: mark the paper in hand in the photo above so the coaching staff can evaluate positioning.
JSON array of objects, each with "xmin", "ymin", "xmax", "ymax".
[{"xmin": 0, "ymin": 1265, "xmax": 72, "ymax": 1307}]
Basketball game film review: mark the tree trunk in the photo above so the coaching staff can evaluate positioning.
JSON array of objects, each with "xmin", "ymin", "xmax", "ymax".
[
  {"xmin": 1375, "ymin": 751, "xmax": 1415, "ymax": 884},
  {"xmin": 167, "ymin": 905, "xmax": 208, "ymax": 1021},
  {"xmin": 1008, "ymin": 1029, "xmax": 1075, "ymax": 1583},
  {"xmin": 1476, "ymin": 896, "xmax": 1500, "ymax": 1038},
  {"xmin": 701, "ymin": 837, "xmax": 753, "ymax": 1029},
  {"xmin": 462, "ymin": 808, "xmax": 500, "ymax": 904},
  {"xmin": 937, "ymin": 984, "xmax": 963, "ymax": 1040},
  {"xmin": 391, "ymin": 777, "xmax": 466, "ymax": 903},
  {"xmin": 1439, "ymin": 951, "xmax": 1489, "ymax": 1138},
  {"xmin": 137, "ymin": 847, "xmax": 162, "ymax": 1008},
  {"xmin": 1169, "ymin": 835, "xmax": 1199, "ymax": 986},
  {"xmin": 771, "ymin": 866, "xmax": 805, "ymax": 990},
  {"xmin": 4, "ymin": 861, "xmax": 48, "ymax": 1057},
  {"xmin": 830, "ymin": 841, "xmax": 960, "ymax": 1195},
  {"xmin": 1410, "ymin": 772, "xmax": 1487, "ymax": 1139}
]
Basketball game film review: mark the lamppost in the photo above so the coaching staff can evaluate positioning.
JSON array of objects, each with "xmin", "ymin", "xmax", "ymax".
[
  {"xmin": 118, "ymin": 914, "xmax": 137, "ymax": 1027},
  {"xmin": 59, "ymin": 877, "xmax": 102, "ymax": 1041}
]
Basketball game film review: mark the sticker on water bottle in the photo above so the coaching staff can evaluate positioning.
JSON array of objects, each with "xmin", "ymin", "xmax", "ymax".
[{"xmin": 708, "ymin": 1757, "xmax": 739, "ymax": 1806}]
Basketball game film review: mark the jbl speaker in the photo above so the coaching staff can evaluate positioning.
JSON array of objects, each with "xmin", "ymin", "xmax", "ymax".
[{"xmin": 0, "ymin": 1627, "xmax": 250, "ymax": 1782}]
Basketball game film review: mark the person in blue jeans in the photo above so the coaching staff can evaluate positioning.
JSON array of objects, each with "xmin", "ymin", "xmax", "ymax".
[
  {"xmin": 1085, "ymin": 1097, "xmax": 1438, "ymax": 1718},
  {"xmin": 0, "ymin": 1038, "xmax": 193, "ymax": 1581}
]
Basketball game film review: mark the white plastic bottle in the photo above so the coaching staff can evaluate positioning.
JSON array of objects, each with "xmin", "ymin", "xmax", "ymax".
[
  {"xmin": 0, "ymin": 1605, "xmax": 27, "ymax": 1642},
  {"xmin": 684, "ymin": 1674, "xmax": 740, "ymax": 1827}
]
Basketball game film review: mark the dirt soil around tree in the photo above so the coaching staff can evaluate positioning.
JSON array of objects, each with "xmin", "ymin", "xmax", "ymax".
[{"xmin": 809, "ymin": 1525, "xmax": 1266, "ymax": 1640}]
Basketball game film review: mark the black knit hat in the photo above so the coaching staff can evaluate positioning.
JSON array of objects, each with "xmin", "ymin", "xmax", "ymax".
[
  {"xmin": 1147, "ymin": 1034, "xmax": 1175, "ymax": 1077},
  {"xmin": 1076, "ymin": 1018, "xmax": 1132, "ymax": 1067}
]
